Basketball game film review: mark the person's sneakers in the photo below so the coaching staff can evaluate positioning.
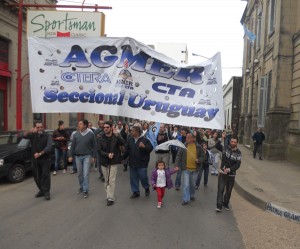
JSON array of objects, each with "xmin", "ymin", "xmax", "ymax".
[
  {"xmin": 157, "ymin": 202, "xmax": 162, "ymax": 209},
  {"xmin": 35, "ymin": 191, "xmax": 44, "ymax": 198},
  {"xmin": 130, "ymin": 192, "xmax": 140, "ymax": 199},
  {"xmin": 70, "ymin": 170, "xmax": 77, "ymax": 174},
  {"xmin": 215, "ymin": 206, "xmax": 223, "ymax": 212},
  {"xmin": 77, "ymin": 188, "xmax": 83, "ymax": 194},
  {"xmin": 52, "ymin": 171, "xmax": 57, "ymax": 175},
  {"xmin": 182, "ymin": 201, "xmax": 188, "ymax": 206},
  {"xmin": 259, "ymin": 157, "xmax": 263, "ymax": 160},
  {"xmin": 63, "ymin": 169, "xmax": 67, "ymax": 174},
  {"xmin": 175, "ymin": 187, "xmax": 180, "ymax": 191},
  {"xmin": 145, "ymin": 188, "xmax": 150, "ymax": 197},
  {"xmin": 44, "ymin": 194, "xmax": 50, "ymax": 200},
  {"xmin": 83, "ymin": 192, "xmax": 88, "ymax": 198},
  {"xmin": 107, "ymin": 200, "xmax": 114, "ymax": 206},
  {"xmin": 223, "ymin": 204, "xmax": 230, "ymax": 210},
  {"xmin": 190, "ymin": 197, "xmax": 195, "ymax": 201}
]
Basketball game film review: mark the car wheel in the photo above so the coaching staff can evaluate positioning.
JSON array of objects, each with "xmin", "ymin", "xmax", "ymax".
[{"xmin": 8, "ymin": 164, "xmax": 26, "ymax": 183}]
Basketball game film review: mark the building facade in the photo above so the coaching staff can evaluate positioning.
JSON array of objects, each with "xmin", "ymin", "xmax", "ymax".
[
  {"xmin": 223, "ymin": 76, "xmax": 242, "ymax": 135},
  {"xmin": 240, "ymin": 0, "xmax": 300, "ymax": 164}
]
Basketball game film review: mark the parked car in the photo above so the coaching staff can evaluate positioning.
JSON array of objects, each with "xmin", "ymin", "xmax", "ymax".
[{"xmin": 0, "ymin": 130, "xmax": 55, "ymax": 183}]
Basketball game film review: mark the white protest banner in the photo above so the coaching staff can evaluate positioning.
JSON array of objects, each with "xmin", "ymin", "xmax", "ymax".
[{"xmin": 28, "ymin": 37, "xmax": 224, "ymax": 129}]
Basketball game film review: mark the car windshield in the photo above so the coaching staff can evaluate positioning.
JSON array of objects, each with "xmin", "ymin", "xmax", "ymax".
[
  {"xmin": 18, "ymin": 138, "xmax": 30, "ymax": 148},
  {"xmin": 0, "ymin": 133, "xmax": 19, "ymax": 145}
]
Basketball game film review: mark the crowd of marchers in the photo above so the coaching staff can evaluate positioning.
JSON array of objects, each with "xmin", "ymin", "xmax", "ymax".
[{"xmin": 22, "ymin": 119, "xmax": 254, "ymax": 212}]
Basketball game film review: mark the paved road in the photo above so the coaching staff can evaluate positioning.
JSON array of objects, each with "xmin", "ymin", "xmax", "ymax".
[{"xmin": 0, "ymin": 153, "xmax": 245, "ymax": 249}]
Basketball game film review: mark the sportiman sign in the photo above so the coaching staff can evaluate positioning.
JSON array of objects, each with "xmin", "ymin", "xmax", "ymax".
[{"xmin": 27, "ymin": 10, "xmax": 105, "ymax": 38}]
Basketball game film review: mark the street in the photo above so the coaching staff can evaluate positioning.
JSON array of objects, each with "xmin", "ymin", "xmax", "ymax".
[{"xmin": 0, "ymin": 153, "xmax": 299, "ymax": 249}]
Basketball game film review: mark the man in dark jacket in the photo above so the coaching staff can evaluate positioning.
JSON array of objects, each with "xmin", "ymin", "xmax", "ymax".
[
  {"xmin": 97, "ymin": 121, "xmax": 125, "ymax": 206},
  {"xmin": 252, "ymin": 128, "xmax": 265, "ymax": 160},
  {"xmin": 215, "ymin": 134, "xmax": 241, "ymax": 212},
  {"xmin": 123, "ymin": 124, "xmax": 153, "ymax": 199},
  {"xmin": 23, "ymin": 120, "xmax": 52, "ymax": 200},
  {"xmin": 52, "ymin": 120, "xmax": 69, "ymax": 175}
]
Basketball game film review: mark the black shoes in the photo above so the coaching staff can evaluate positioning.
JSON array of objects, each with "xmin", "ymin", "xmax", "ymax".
[
  {"xmin": 130, "ymin": 192, "xmax": 140, "ymax": 199},
  {"xmin": 223, "ymin": 204, "xmax": 230, "ymax": 210},
  {"xmin": 35, "ymin": 191, "xmax": 44, "ymax": 198},
  {"xmin": 190, "ymin": 197, "xmax": 195, "ymax": 201},
  {"xmin": 107, "ymin": 200, "xmax": 114, "ymax": 206},
  {"xmin": 99, "ymin": 175, "xmax": 105, "ymax": 182},
  {"xmin": 83, "ymin": 192, "xmax": 88, "ymax": 198},
  {"xmin": 44, "ymin": 194, "xmax": 50, "ymax": 200},
  {"xmin": 145, "ymin": 188, "xmax": 150, "ymax": 197},
  {"xmin": 182, "ymin": 201, "xmax": 188, "ymax": 206},
  {"xmin": 259, "ymin": 157, "xmax": 263, "ymax": 160}
]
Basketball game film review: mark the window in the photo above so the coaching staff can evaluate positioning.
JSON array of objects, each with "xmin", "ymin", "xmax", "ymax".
[
  {"xmin": 256, "ymin": 17, "xmax": 262, "ymax": 49},
  {"xmin": 245, "ymin": 87, "xmax": 249, "ymax": 114},
  {"xmin": 0, "ymin": 39, "xmax": 9, "ymax": 64},
  {"xmin": 258, "ymin": 72, "xmax": 271, "ymax": 127},
  {"xmin": 268, "ymin": 0, "xmax": 276, "ymax": 34},
  {"xmin": 69, "ymin": 113, "xmax": 78, "ymax": 127}
]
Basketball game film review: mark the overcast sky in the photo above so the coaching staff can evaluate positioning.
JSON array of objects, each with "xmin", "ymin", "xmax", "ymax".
[{"xmin": 58, "ymin": 0, "xmax": 247, "ymax": 84}]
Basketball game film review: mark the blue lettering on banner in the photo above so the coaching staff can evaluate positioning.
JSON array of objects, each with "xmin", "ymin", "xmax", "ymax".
[
  {"xmin": 59, "ymin": 44, "xmax": 205, "ymax": 85},
  {"xmin": 42, "ymin": 88, "xmax": 219, "ymax": 120}
]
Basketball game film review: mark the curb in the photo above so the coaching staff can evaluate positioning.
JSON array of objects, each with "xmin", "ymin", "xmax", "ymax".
[{"xmin": 235, "ymin": 178, "xmax": 300, "ymax": 224}]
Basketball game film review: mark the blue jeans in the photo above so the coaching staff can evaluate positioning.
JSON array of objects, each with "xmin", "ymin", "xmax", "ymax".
[
  {"xmin": 129, "ymin": 167, "xmax": 150, "ymax": 193},
  {"xmin": 175, "ymin": 170, "xmax": 182, "ymax": 188},
  {"xmin": 54, "ymin": 148, "xmax": 68, "ymax": 171},
  {"xmin": 182, "ymin": 170, "xmax": 198, "ymax": 202},
  {"xmin": 196, "ymin": 166, "xmax": 209, "ymax": 187},
  {"xmin": 75, "ymin": 155, "xmax": 92, "ymax": 193}
]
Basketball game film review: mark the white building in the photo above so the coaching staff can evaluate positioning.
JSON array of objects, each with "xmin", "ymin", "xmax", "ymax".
[{"xmin": 155, "ymin": 43, "xmax": 188, "ymax": 64}]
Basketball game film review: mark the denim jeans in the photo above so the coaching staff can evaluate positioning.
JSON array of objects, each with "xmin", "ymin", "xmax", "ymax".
[
  {"xmin": 129, "ymin": 167, "xmax": 150, "ymax": 193},
  {"xmin": 75, "ymin": 155, "xmax": 92, "ymax": 193},
  {"xmin": 182, "ymin": 169, "xmax": 198, "ymax": 202},
  {"xmin": 175, "ymin": 170, "xmax": 182, "ymax": 188},
  {"xmin": 196, "ymin": 166, "xmax": 209, "ymax": 187},
  {"xmin": 216, "ymin": 174, "xmax": 235, "ymax": 208},
  {"xmin": 54, "ymin": 148, "xmax": 68, "ymax": 171}
]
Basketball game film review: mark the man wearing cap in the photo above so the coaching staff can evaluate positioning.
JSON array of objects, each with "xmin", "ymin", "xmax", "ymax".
[
  {"xmin": 123, "ymin": 123, "xmax": 153, "ymax": 198},
  {"xmin": 52, "ymin": 120, "xmax": 69, "ymax": 175}
]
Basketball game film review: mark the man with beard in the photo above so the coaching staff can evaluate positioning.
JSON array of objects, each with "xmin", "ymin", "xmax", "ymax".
[
  {"xmin": 97, "ymin": 121, "xmax": 125, "ymax": 206},
  {"xmin": 215, "ymin": 134, "xmax": 241, "ymax": 212},
  {"xmin": 23, "ymin": 120, "xmax": 52, "ymax": 200}
]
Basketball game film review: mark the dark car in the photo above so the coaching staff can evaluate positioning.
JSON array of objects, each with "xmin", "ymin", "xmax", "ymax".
[{"xmin": 0, "ymin": 130, "xmax": 55, "ymax": 183}]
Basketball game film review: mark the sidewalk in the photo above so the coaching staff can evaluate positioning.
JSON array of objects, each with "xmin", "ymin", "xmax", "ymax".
[{"xmin": 234, "ymin": 145, "xmax": 300, "ymax": 223}]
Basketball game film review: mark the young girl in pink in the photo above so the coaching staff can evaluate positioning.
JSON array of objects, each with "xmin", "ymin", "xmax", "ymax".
[{"xmin": 151, "ymin": 161, "xmax": 178, "ymax": 208}]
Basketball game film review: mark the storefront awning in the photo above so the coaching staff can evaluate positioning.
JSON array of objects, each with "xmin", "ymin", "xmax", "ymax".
[{"xmin": 0, "ymin": 69, "xmax": 11, "ymax": 77}]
